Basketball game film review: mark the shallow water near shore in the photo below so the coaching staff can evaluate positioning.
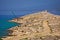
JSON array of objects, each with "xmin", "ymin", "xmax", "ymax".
[{"xmin": 0, "ymin": 15, "xmax": 20, "ymax": 37}]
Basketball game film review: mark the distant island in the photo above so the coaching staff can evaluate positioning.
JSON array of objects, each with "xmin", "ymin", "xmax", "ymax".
[{"xmin": 2, "ymin": 11, "xmax": 60, "ymax": 40}]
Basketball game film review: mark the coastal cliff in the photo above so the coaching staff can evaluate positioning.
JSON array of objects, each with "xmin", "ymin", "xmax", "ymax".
[{"xmin": 2, "ymin": 11, "xmax": 60, "ymax": 40}]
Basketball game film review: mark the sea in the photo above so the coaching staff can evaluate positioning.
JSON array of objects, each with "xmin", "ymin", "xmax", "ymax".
[{"xmin": 0, "ymin": 15, "xmax": 22, "ymax": 37}]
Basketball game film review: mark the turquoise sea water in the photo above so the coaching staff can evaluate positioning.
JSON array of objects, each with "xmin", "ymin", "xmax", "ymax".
[{"xmin": 0, "ymin": 15, "xmax": 20, "ymax": 37}]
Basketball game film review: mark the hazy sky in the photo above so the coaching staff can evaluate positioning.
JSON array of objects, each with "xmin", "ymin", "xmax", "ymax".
[{"xmin": 0, "ymin": 0, "xmax": 60, "ymax": 15}]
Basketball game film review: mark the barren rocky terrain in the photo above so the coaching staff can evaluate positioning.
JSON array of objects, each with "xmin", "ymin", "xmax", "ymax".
[{"xmin": 2, "ymin": 11, "xmax": 60, "ymax": 40}]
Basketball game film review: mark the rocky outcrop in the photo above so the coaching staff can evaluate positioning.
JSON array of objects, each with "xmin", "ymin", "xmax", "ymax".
[{"xmin": 2, "ymin": 11, "xmax": 60, "ymax": 40}]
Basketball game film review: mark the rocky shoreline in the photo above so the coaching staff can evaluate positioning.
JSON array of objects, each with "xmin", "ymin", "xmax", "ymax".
[{"xmin": 2, "ymin": 11, "xmax": 60, "ymax": 40}]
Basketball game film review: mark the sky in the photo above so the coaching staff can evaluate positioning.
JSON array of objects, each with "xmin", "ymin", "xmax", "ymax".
[{"xmin": 0, "ymin": 0, "xmax": 60, "ymax": 15}]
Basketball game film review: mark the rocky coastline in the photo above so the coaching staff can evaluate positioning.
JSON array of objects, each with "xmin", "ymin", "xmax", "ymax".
[{"xmin": 2, "ymin": 11, "xmax": 60, "ymax": 40}]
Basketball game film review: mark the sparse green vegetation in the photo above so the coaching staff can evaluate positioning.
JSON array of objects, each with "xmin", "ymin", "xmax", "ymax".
[{"xmin": 0, "ymin": 38, "xmax": 2, "ymax": 40}]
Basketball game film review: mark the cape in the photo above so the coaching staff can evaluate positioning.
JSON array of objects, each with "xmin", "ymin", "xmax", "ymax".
[{"xmin": 2, "ymin": 11, "xmax": 60, "ymax": 40}]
